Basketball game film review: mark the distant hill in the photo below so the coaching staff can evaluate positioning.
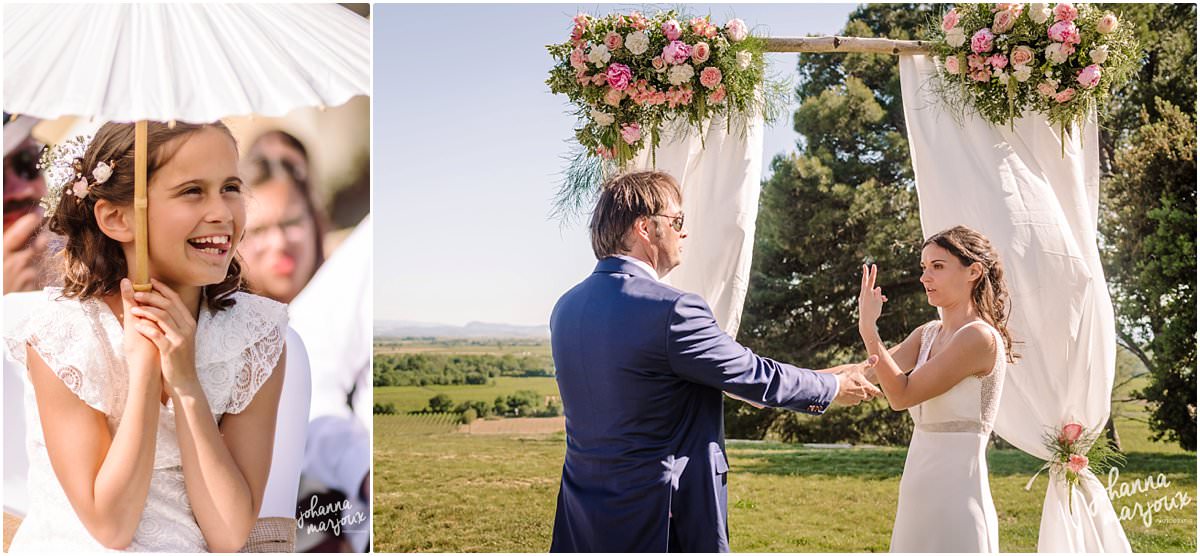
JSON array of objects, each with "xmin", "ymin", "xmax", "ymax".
[{"xmin": 375, "ymin": 320, "xmax": 550, "ymax": 339}]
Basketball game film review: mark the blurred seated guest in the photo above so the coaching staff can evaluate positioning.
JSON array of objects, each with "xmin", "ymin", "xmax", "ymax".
[
  {"xmin": 4, "ymin": 114, "xmax": 50, "ymax": 294},
  {"xmin": 241, "ymin": 132, "xmax": 326, "ymax": 303}
]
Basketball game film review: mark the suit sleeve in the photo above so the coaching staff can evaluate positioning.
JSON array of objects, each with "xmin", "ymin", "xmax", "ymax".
[{"xmin": 666, "ymin": 293, "xmax": 838, "ymax": 414}]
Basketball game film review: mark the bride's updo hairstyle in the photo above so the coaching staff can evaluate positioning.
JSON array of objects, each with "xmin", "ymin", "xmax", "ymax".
[
  {"xmin": 923, "ymin": 226, "xmax": 1018, "ymax": 363},
  {"xmin": 47, "ymin": 121, "xmax": 244, "ymax": 312}
]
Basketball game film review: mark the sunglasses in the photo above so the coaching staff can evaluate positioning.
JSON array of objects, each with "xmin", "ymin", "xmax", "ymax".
[
  {"xmin": 653, "ymin": 212, "xmax": 685, "ymax": 233},
  {"xmin": 6, "ymin": 145, "xmax": 42, "ymax": 181}
]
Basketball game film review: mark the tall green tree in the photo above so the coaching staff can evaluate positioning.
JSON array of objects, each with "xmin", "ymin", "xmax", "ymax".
[
  {"xmin": 731, "ymin": 4, "xmax": 936, "ymax": 444},
  {"xmin": 1098, "ymin": 1, "xmax": 1197, "ymax": 451}
]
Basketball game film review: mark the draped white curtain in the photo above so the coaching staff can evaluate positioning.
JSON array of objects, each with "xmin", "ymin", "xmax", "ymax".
[
  {"xmin": 631, "ymin": 114, "xmax": 765, "ymax": 337},
  {"xmin": 899, "ymin": 54, "xmax": 1130, "ymax": 552}
]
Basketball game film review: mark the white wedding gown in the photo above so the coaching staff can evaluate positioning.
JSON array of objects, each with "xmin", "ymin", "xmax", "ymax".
[
  {"xmin": 890, "ymin": 320, "xmax": 1007, "ymax": 553},
  {"xmin": 3, "ymin": 288, "xmax": 287, "ymax": 552}
]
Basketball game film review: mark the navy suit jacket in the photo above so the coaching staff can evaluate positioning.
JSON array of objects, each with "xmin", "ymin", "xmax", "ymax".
[{"xmin": 549, "ymin": 256, "xmax": 838, "ymax": 552}]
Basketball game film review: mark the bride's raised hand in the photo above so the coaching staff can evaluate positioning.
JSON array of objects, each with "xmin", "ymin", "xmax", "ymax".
[
  {"xmin": 129, "ymin": 278, "xmax": 199, "ymax": 392},
  {"xmin": 858, "ymin": 263, "xmax": 888, "ymax": 331}
]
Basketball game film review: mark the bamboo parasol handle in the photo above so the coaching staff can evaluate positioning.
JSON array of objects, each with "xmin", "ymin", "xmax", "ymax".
[{"xmin": 133, "ymin": 120, "xmax": 151, "ymax": 292}]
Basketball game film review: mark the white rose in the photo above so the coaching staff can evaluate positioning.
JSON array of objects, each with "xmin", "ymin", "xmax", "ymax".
[
  {"xmin": 945, "ymin": 27, "xmax": 966, "ymax": 48},
  {"xmin": 587, "ymin": 44, "xmax": 611, "ymax": 67},
  {"xmin": 625, "ymin": 30, "xmax": 650, "ymax": 56},
  {"xmin": 1089, "ymin": 45, "xmax": 1109, "ymax": 64},
  {"xmin": 91, "ymin": 161, "xmax": 113, "ymax": 184},
  {"xmin": 736, "ymin": 51, "xmax": 753, "ymax": 70},
  {"xmin": 590, "ymin": 109, "xmax": 615, "ymax": 126},
  {"xmin": 1045, "ymin": 42, "xmax": 1069, "ymax": 64},
  {"xmin": 1013, "ymin": 65, "xmax": 1032, "ymax": 82},
  {"xmin": 667, "ymin": 63, "xmax": 695, "ymax": 86},
  {"xmin": 993, "ymin": 68, "xmax": 1007, "ymax": 83},
  {"xmin": 1030, "ymin": 3, "xmax": 1051, "ymax": 24}
]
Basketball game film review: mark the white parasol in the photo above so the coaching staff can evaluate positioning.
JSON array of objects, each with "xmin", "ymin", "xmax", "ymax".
[{"xmin": 4, "ymin": 3, "xmax": 370, "ymax": 291}]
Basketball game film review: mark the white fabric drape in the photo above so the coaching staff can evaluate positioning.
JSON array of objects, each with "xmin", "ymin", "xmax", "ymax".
[
  {"xmin": 630, "ymin": 115, "xmax": 765, "ymax": 337},
  {"xmin": 899, "ymin": 54, "xmax": 1130, "ymax": 552}
]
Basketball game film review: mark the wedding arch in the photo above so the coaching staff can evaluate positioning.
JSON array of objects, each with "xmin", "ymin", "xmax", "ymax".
[{"xmin": 550, "ymin": 7, "xmax": 1135, "ymax": 553}]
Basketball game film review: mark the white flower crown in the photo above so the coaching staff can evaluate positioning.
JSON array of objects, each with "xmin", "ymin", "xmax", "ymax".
[{"xmin": 37, "ymin": 135, "xmax": 117, "ymax": 219}]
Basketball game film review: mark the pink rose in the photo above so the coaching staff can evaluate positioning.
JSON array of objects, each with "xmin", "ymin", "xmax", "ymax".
[
  {"xmin": 942, "ymin": 8, "xmax": 960, "ymax": 32},
  {"xmin": 662, "ymin": 19, "xmax": 682, "ymax": 41},
  {"xmin": 1060, "ymin": 423, "xmax": 1085, "ymax": 443},
  {"xmin": 707, "ymin": 85, "xmax": 727, "ymax": 104},
  {"xmin": 570, "ymin": 47, "xmax": 587, "ymax": 70},
  {"xmin": 1010, "ymin": 45, "xmax": 1034, "ymax": 67},
  {"xmin": 943, "ymin": 55, "xmax": 961, "ymax": 74},
  {"xmin": 1037, "ymin": 81, "xmax": 1057, "ymax": 96},
  {"xmin": 662, "ymin": 40, "xmax": 692, "ymax": 65},
  {"xmin": 1053, "ymin": 3, "xmax": 1078, "ymax": 22},
  {"xmin": 1054, "ymin": 87, "xmax": 1076, "ymax": 103},
  {"xmin": 1067, "ymin": 454, "xmax": 1089, "ymax": 474},
  {"xmin": 651, "ymin": 56, "xmax": 666, "ymax": 71},
  {"xmin": 1097, "ymin": 14, "xmax": 1119, "ymax": 34},
  {"xmin": 725, "ymin": 18, "xmax": 749, "ymax": 42},
  {"xmin": 591, "ymin": 74, "xmax": 607, "ymax": 86},
  {"xmin": 691, "ymin": 42, "xmax": 711, "ymax": 64},
  {"xmin": 971, "ymin": 69, "xmax": 991, "ymax": 82},
  {"xmin": 604, "ymin": 87, "xmax": 623, "ymax": 106},
  {"xmin": 628, "ymin": 11, "xmax": 649, "ymax": 30},
  {"xmin": 72, "ymin": 177, "xmax": 90, "ymax": 199},
  {"xmin": 967, "ymin": 54, "xmax": 988, "ymax": 70},
  {"xmin": 1076, "ymin": 64, "xmax": 1102, "ymax": 88},
  {"xmin": 604, "ymin": 32, "xmax": 623, "ymax": 52},
  {"xmin": 971, "ymin": 28, "xmax": 995, "ymax": 54},
  {"xmin": 606, "ymin": 63, "xmax": 633, "ymax": 90},
  {"xmin": 620, "ymin": 123, "xmax": 642, "ymax": 145},
  {"xmin": 1049, "ymin": 20, "xmax": 1080, "ymax": 44},
  {"xmin": 988, "ymin": 53, "xmax": 1008, "ymax": 69},
  {"xmin": 992, "ymin": 10, "xmax": 1015, "ymax": 34},
  {"xmin": 575, "ymin": 70, "xmax": 591, "ymax": 86},
  {"xmin": 699, "ymin": 66, "xmax": 723, "ymax": 89}
]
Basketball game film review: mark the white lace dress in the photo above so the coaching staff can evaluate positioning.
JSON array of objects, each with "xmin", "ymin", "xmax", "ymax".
[
  {"xmin": 890, "ymin": 320, "xmax": 1007, "ymax": 553},
  {"xmin": 3, "ymin": 288, "xmax": 287, "ymax": 553}
]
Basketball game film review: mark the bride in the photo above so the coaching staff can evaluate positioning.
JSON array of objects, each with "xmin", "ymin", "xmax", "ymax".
[{"xmin": 857, "ymin": 225, "xmax": 1017, "ymax": 553}]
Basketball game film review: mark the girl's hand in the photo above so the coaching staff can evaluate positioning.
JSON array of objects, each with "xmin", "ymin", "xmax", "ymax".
[
  {"xmin": 130, "ymin": 279, "xmax": 198, "ymax": 391},
  {"xmin": 120, "ymin": 278, "xmax": 160, "ymax": 381},
  {"xmin": 858, "ymin": 264, "xmax": 887, "ymax": 331}
]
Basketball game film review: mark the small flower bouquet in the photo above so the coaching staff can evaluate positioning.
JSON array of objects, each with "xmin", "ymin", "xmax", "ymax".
[
  {"xmin": 1026, "ymin": 421, "xmax": 1125, "ymax": 512},
  {"xmin": 929, "ymin": 3, "xmax": 1139, "ymax": 136},
  {"xmin": 547, "ymin": 10, "xmax": 784, "ymax": 212}
]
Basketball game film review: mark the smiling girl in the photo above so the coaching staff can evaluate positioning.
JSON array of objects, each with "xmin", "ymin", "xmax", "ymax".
[
  {"xmin": 857, "ymin": 225, "xmax": 1018, "ymax": 553},
  {"xmin": 4, "ymin": 121, "xmax": 287, "ymax": 552}
]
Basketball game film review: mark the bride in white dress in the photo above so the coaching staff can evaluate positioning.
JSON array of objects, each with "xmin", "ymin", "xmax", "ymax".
[{"xmin": 857, "ymin": 226, "xmax": 1017, "ymax": 553}]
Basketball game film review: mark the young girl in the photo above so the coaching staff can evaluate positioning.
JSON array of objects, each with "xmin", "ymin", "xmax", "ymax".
[
  {"xmin": 857, "ymin": 226, "xmax": 1017, "ymax": 553},
  {"xmin": 4, "ymin": 121, "xmax": 287, "ymax": 552}
]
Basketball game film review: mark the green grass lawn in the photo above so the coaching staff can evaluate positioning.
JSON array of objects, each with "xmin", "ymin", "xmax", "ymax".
[
  {"xmin": 375, "ymin": 377, "xmax": 560, "ymax": 413},
  {"xmin": 374, "ymin": 415, "xmax": 1196, "ymax": 552}
]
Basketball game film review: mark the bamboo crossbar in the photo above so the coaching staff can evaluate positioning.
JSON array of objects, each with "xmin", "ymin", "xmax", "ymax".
[{"xmin": 763, "ymin": 36, "xmax": 931, "ymax": 54}]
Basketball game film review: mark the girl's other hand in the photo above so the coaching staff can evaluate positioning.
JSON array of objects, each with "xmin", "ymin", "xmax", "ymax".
[
  {"xmin": 130, "ymin": 279, "xmax": 199, "ymax": 392},
  {"xmin": 120, "ymin": 278, "xmax": 160, "ymax": 380}
]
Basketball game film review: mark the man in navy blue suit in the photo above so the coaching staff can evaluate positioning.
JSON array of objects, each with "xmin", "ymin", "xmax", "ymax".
[{"xmin": 549, "ymin": 171, "xmax": 882, "ymax": 552}]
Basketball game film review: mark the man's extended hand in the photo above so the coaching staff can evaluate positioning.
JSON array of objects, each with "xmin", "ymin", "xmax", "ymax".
[{"xmin": 832, "ymin": 355, "xmax": 882, "ymax": 406}]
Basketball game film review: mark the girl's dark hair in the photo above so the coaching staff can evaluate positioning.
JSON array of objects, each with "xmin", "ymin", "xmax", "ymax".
[
  {"xmin": 47, "ymin": 121, "xmax": 243, "ymax": 312},
  {"xmin": 923, "ymin": 225, "xmax": 1019, "ymax": 363},
  {"xmin": 243, "ymin": 130, "xmax": 327, "ymax": 278}
]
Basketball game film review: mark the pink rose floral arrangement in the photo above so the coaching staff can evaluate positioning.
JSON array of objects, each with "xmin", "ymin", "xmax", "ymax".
[
  {"xmin": 931, "ymin": 3, "xmax": 1139, "ymax": 133},
  {"xmin": 1027, "ymin": 420, "xmax": 1125, "ymax": 513},
  {"xmin": 548, "ymin": 9, "xmax": 773, "ymax": 174}
]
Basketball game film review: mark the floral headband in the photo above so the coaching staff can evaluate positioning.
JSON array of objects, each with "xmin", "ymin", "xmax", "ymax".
[{"xmin": 37, "ymin": 135, "xmax": 117, "ymax": 219}]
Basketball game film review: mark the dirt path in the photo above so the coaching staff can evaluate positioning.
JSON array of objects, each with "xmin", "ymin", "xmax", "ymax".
[{"xmin": 459, "ymin": 416, "xmax": 565, "ymax": 435}]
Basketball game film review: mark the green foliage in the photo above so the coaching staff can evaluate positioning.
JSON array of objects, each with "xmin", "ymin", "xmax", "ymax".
[
  {"xmin": 428, "ymin": 393, "xmax": 455, "ymax": 414},
  {"xmin": 373, "ymin": 352, "xmax": 554, "ymax": 387},
  {"xmin": 374, "ymin": 402, "xmax": 398, "ymax": 415},
  {"xmin": 732, "ymin": 4, "xmax": 936, "ymax": 444},
  {"xmin": 1097, "ymin": 3, "xmax": 1197, "ymax": 451}
]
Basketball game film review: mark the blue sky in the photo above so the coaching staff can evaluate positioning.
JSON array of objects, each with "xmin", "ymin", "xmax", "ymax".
[{"xmin": 374, "ymin": 3, "xmax": 857, "ymax": 326}]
